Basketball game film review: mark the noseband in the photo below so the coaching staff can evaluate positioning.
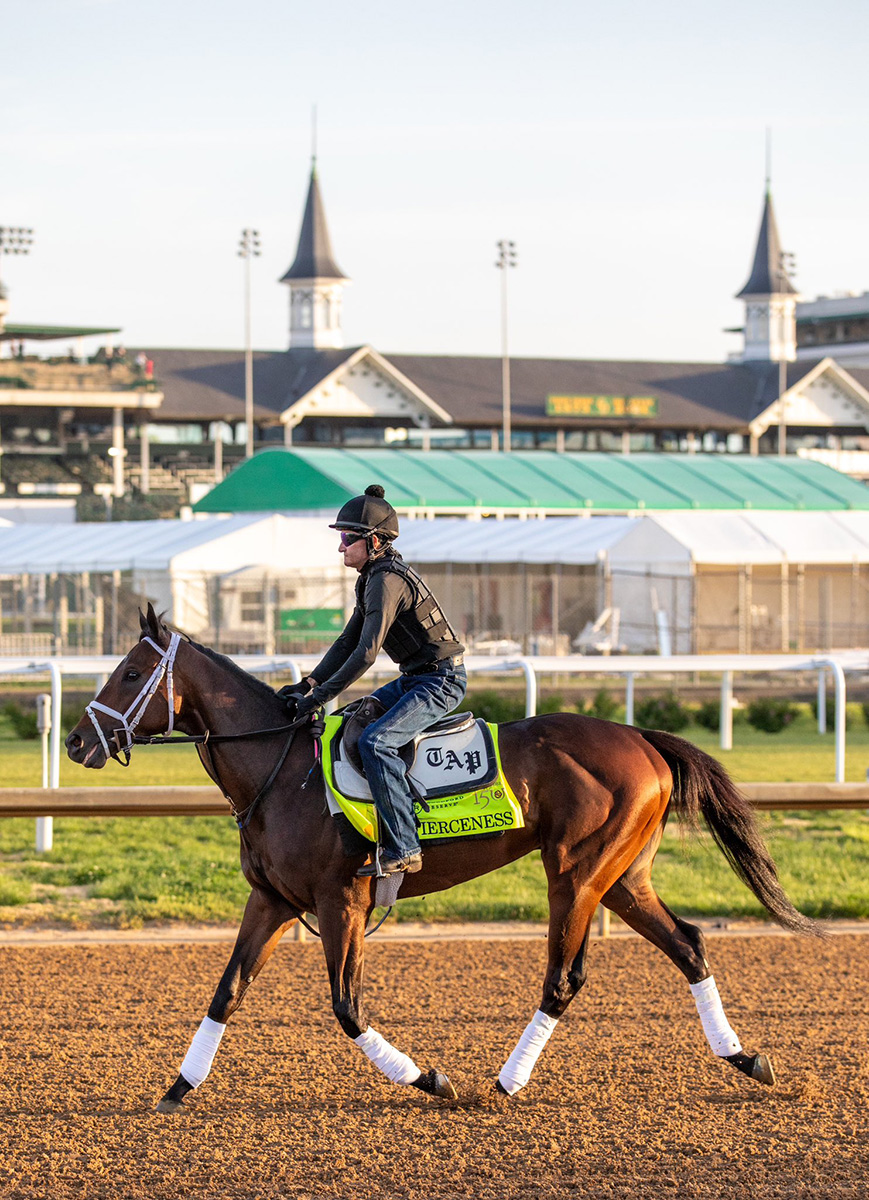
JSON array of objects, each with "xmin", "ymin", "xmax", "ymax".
[
  {"xmin": 86, "ymin": 632, "xmax": 182, "ymax": 765},
  {"xmin": 82, "ymin": 636, "xmax": 392, "ymax": 938}
]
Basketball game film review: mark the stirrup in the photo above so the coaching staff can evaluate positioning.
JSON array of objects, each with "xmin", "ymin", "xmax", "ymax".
[{"xmin": 357, "ymin": 847, "xmax": 422, "ymax": 878}]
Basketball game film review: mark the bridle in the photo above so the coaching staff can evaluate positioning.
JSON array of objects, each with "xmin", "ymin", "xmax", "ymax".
[
  {"xmin": 85, "ymin": 631, "xmax": 310, "ymax": 825},
  {"xmin": 83, "ymin": 630, "xmax": 393, "ymax": 940},
  {"xmin": 86, "ymin": 632, "xmax": 184, "ymax": 767}
]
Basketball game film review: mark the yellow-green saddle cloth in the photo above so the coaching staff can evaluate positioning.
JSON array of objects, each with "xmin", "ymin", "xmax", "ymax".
[{"xmin": 320, "ymin": 713, "xmax": 524, "ymax": 847}]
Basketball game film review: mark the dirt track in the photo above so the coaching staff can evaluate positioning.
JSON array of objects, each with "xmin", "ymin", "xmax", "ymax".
[{"xmin": 1, "ymin": 932, "xmax": 867, "ymax": 1200}]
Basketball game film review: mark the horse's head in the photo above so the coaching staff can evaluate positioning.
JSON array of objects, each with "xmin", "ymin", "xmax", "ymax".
[{"xmin": 66, "ymin": 602, "xmax": 186, "ymax": 769}]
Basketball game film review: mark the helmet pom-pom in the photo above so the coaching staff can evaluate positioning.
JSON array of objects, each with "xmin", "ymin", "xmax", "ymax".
[{"xmin": 364, "ymin": 484, "xmax": 386, "ymax": 499}]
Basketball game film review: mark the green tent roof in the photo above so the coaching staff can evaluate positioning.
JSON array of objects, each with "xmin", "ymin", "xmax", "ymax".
[{"xmin": 193, "ymin": 448, "xmax": 869, "ymax": 515}]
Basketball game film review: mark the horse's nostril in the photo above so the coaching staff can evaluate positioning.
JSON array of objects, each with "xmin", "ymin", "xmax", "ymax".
[{"xmin": 65, "ymin": 731, "xmax": 82, "ymax": 751}]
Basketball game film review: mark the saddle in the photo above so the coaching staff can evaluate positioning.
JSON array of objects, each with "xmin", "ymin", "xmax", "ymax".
[
  {"xmin": 320, "ymin": 701, "xmax": 525, "ymax": 856},
  {"xmin": 334, "ymin": 696, "xmax": 498, "ymax": 802}
]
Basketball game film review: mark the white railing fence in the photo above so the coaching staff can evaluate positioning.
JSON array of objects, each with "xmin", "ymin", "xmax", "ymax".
[{"xmin": 2, "ymin": 650, "xmax": 866, "ymax": 852}]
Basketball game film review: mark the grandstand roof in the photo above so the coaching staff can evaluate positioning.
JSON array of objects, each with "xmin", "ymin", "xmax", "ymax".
[
  {"xmin": 144, "ymin": 345, "xmax": 843, "ymax": 429},
  {"xmin": 192, "ymin": 448, "xmax": 869, "ymax": 517},
  {"xmin": 1, "ymin": 323, "xmax": 122, "ymax": 342}
]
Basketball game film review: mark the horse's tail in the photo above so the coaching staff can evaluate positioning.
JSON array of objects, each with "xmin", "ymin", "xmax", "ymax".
[{"xmin": 639, "ymin": 727, "xmax": 822, "ymax": 936}]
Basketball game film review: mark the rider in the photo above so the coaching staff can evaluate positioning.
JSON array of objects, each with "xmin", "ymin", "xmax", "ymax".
[{"xmin": 285, "ymin": 484, "xmax": 466, "ymax": 878}]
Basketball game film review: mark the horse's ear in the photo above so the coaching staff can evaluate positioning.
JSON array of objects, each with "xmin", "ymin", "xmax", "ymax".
[{"xmin": 139, "ymin": 602, "xmax": 163, "ymax": 642}]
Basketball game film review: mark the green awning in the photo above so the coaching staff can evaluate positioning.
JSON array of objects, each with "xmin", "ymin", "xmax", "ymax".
[
  {"xmin": 1, "ymin": 323, "xmax": 122, "ymax": 342},
  {"xmin": 193, "ymin": 448, "xmax": 869, "ymax": 515}
]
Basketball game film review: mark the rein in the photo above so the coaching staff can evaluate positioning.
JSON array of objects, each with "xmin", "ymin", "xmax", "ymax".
[
  {"xmin": 89, "ymin": 634, "xmax": 394, "ymax": 937},
  {"xmin": 199, "ymin": 725, "xmax": 300, "ymax": 832},
  {"xmin": 131, "ymin": 719, "xmax": 307, "ymax": 835}
]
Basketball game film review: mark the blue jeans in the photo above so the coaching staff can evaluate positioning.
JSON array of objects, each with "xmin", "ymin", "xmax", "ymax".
[{"xmin": 358, "ymin": 663, "xmax": 467, "ymax": 860}]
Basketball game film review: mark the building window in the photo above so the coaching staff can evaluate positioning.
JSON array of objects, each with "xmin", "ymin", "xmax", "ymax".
[{"xmin": 240, "ymin": 590, "xmax": 264, "ymax": 624}]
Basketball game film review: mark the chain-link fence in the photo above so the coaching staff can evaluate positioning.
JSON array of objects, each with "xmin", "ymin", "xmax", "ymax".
[{"xmin": 2, "ymin": 560, "xmax": 868, "ymax": 657}]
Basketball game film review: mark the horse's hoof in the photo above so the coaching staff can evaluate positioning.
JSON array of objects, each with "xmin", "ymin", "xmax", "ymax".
[
  {"xmin": 411, "ymin": 1069, "xmax": 457, "ymax": 1100},
  {"xmin": 155, "ymin": 1098, "xmax": 187, "ymax": 1114},
  {"xmin": 724, "ymin": 1051, "xmax": 776, "ymax": 1087},
  {"xmin": 751, "ymin": 1054, "xmax": 776, "ymax": 1087}
]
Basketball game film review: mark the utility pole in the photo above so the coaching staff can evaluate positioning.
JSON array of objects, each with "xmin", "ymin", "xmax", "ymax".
[
  {"xmin": 777, "ymin": 249, "xmax": 797, "ymax": 457},
  {"xmin": 495, "ymin": 239, "xmax": 517, "ymax": 452},
  {"xmin": 238, "ymin": 229, "xmax": 261, "ymax": 457}
]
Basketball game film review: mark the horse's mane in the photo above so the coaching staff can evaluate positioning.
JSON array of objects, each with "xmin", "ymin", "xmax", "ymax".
[
  {"xmin": 186, "ymin": 638, "xmax": 283, "ymax": 704},
  {"xmin": 140, "ymin": 609, "xmax": 284, "ymax": 705}
]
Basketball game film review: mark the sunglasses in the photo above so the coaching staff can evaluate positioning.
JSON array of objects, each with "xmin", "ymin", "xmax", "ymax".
[{"xmin": 339, "ymin": 531, "xmax": 365, "ymax": 548}]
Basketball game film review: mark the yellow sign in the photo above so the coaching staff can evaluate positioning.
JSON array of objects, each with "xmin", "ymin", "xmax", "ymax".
[{"xmin": 546, "ymin": 395, "xmax": 659, "ymax": 418}]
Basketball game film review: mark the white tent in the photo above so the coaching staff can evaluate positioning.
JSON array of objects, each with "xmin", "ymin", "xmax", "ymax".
[
  {"xmin": 400, "ymin": 512, "xmax": 869, "ymax": 654},
  {"xmin": 0, "ymin": 498, "xmax": 76, "ymax": 524},
  {"xmin": 4, "ymin": 509, "xmax": 869, "ymax": 655},
  {"xmin": 0, "ymin": 515, "xmax": 345, "ymax": 647},
  {"xmin": 614, "ymin": 511, "xmax": 869, "ymax": 566},
  {"xmin": 398, "ymin": 515, "xmax": 638, "ymax": 564}
]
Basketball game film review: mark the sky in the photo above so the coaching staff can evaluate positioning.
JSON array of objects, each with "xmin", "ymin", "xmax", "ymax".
[{"xmin": 2, "ymin": 0, "xmax": 868, "ymax": 364}]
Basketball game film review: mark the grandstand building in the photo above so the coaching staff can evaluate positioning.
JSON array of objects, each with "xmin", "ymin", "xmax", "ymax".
[{"xmin": 2, "ymin": 167, "xmax": 869, "ymax": 519}]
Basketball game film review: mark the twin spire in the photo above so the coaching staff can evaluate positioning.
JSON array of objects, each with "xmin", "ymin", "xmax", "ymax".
[
  {"xmin": 735, "ymin": 186, "xmax": 799, "ymax": 364},
  {"xmin": 736, "ymin": 188, "xmax": 798, "ymax": 301},
  {"xmin": 280, "ymin": 162, "xmax": 350, "ymax": 350},
  {"xmin": 280, "ymin": 150, "xmax": 797, "ymax": 365}
]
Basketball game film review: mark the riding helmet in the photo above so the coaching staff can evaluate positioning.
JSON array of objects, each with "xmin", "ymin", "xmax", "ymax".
[{"xmin": 330, "ymin": 484, "xmax": 399, "ymax": 541}]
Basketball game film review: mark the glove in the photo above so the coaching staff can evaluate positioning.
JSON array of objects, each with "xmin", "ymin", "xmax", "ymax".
[
  {"xmin": 277, "ymin": 680, "xmax": 311, "ymax": 709},
  {"xmin": 294, "ymin": 693, "xmax": 324, "ymax": 722}
]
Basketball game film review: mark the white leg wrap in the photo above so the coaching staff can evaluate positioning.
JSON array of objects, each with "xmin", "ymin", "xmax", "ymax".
[
  {"xmin": 180, "ymin": 1016, "xmax": 226, "ymax": 1088},
  {"xmin": 690, "ymin": 976, "xmax": 743, "ymax": 1057},
  {"xmin": 498, "ymin": 1010, "xmax": 559, "ymax": 1096},
  {"xmin": 354, "ymin": 1026, "xmax": 421, "ymax": 1085}
]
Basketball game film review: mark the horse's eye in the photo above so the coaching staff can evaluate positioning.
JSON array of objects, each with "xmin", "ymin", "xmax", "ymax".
[{"xmin": 124, "ymin": 669, "xmax": 140, "ymax": 681}]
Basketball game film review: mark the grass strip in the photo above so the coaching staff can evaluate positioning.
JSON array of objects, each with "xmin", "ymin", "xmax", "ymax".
[{"xmin": 1, "ymin": 713, "xmax": 868, "ymax": 927}]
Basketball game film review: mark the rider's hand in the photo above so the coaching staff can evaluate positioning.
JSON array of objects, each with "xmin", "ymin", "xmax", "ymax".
[
  {"xmin": 277, "ymin": 680, "xmax": 311, "ymax": 708},
  {"xmin": 294, "ymin": 693, "xmax": 322, "ymax": 722}
]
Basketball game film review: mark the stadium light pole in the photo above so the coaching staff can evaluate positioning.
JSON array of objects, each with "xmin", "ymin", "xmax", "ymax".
[
  {"xmin": 495, "ymin": 239, "xmax": 517, "ymax": 452},
  {"xmin": 0, "ymin": 225, "xmax": 35, "ymax": 337},
  {"xmin": 777, "ymin": 249, "xmax": 797, "ymax": 457},
  {"xmin": 238, "ymin": 229, "xmax": 261, "ymax": 458},
  {"xmin": 0, "ymin": 225, "xmax": 34, "ymax": 276},
  {"xmin": 0, "ymin": 226, "xmax": 34, "ymax": 501}
]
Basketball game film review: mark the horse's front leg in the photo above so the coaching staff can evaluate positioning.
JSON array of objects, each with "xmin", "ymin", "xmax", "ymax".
[
  {"xmin": 318, "ymin": 890, "xmax": 457, "ymax": 1100},
  {"xmin": 496, "ymin": 862, "xmax": 598, "ymax": 1098},
  {"xmin": 157, "ymin": 885, "xmax": 297, "ymax": 1113}
]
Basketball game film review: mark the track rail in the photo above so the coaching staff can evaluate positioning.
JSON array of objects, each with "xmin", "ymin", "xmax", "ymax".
[{"xmin": 0, "ymin": 782, "xmax": 868, "ymax": 818}]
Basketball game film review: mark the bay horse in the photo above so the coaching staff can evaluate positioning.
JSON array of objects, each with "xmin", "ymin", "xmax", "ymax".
[{"xmin": 66, "ymin": 605, "xmax": 818, "ymax": 1110}]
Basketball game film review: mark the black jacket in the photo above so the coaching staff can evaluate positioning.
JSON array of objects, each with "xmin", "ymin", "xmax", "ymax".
[{"xmin": 311, "ymin": 550, "xmax": 463, "ymax": 704}]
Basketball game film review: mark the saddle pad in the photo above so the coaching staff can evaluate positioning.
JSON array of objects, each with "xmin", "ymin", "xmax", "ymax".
[
  {"xmin": 333, "ymin": 717, "xmax": 498, "ymax": 802},
  {"xmin": 321, "ymin": 715, "xmax": 524, "ymax": 846}
]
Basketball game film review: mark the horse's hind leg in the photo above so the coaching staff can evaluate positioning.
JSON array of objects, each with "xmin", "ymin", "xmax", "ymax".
[
  {"xmin": 157, "ymin": 886, "xmax": 297, "ymax": 1114},
  {"xmin": 602, "ymin": 832, "xmax": 775, "ymax": 1087}
]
